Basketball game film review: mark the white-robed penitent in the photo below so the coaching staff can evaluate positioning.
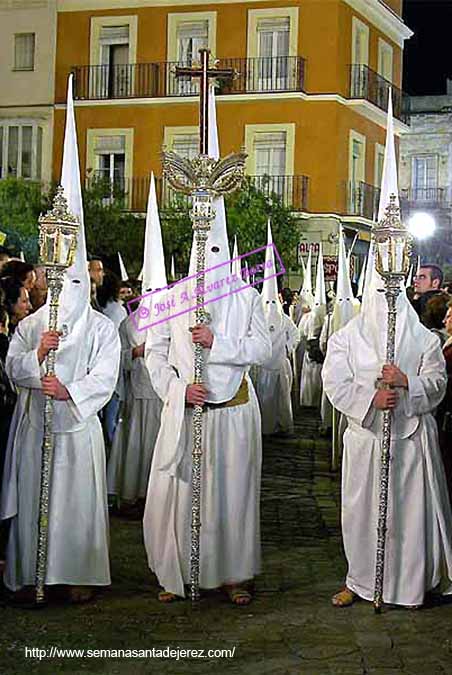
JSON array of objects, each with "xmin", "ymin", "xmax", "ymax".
[
  {"xmin": 299, "ymin": 244, "xmax": 326, "ymax": 407},
  {"xmin": 322, "ymin": 93, "xmax": 452, "ymax": 606},
  {"xmin": 254, "ymin": 222, "xmax": 299, "ymax": 435},
  {"xmin": 142, "ymin": 88, "xmax": 272, "ymax": 596},
  {"xmin": 107, "ymin": 173, "xmax": 165, "ymax": 503},
  {"xmin": 0, "ymin": 76, "xmax": 120, "ymax": 590}
]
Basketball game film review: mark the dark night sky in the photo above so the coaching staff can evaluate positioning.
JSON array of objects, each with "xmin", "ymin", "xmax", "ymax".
[{"xmin": 403, "ymin": 0, "xmax": 452, "ymax": 95}]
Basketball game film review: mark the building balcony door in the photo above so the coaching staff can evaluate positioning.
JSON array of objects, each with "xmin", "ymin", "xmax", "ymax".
[
  {"xmin": 174, "ymin": 21, "xmax": 208, "ymax": 95},
  {"xmin": 95, "ymin": 25, "xmax": 130, "ymax": 98},
  {"xmin": 97, "ymin": 152, "xmax": 126, "ymax": 205},
  {"xmin": 254, "ymin": 131, "xmax": 287, "ymax": 201},
  {"xmin": 256, "ymin": 18, "xmax": 290, "ymax": 91}
]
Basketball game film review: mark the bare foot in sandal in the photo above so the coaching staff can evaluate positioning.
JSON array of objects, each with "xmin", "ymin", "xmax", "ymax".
[
  {"xmin": 158, "ymin": 590, "xmax": 182, "ymax": 603},
  {"xmin": 331, "ymin": 587, "xmax": 356, "ymax": 607},
  {"xmin": 223, "ymin": 584, "xmax": 253, "ymax": 606}
]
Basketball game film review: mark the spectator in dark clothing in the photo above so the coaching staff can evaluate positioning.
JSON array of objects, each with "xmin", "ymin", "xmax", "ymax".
[
  {"xmin": 0, "ymin": 303, "xmax": 16, "ymax": 569},
  {"xmin": 411, "ymin": 264, "xmax": 443, "ymax": 324},
  {"xmin": 423, "ymin": 292, "xmax": 450, "ymax": 346},
  {"xmin": 0, "ymin": 276, "xmax": 32, "ymax": 335},
  {"xmin": 0, "ymin": 260, "xmax": 36, "ymax": 291},
  {"xmin": 437, "ymin": 301, "xmax": 452, "ymax": 506}
]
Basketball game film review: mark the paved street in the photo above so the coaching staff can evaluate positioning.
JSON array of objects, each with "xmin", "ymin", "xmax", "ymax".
[{"xmin": 2, "ymin": 407, "xmax": 452, "ymax": 674}]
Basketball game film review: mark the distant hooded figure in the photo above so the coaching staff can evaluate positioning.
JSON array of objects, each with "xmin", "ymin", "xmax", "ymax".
[
  {"xmin": 0, "ymin": 76, "xmax": 120, "ymax": 604},
  {"xmin": 254, "ymin": 222, "xmax": 299, "ymax": 435}
]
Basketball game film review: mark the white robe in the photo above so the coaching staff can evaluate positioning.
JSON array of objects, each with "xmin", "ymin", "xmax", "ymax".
[
  {"xmin": 255, "ymin": 314, "xmax": 299, "ymax": 434},
  {"xmin": 319, "ymin": 312, "xmax": 333, "ymax": 428},
  {"xmin": 1, "ymin": 308, "xmax": 120, "ymax": 590},
  {"xmin": 143, "ymin": 287, "xmax": 272, "ymax": 597},
  {"xmin": 299, "ymin": 312, "xmax": 322, "ymax": 407},
  {"xmin": 107, "ymin": 316, "xmax": 162, "ymax": 502},
  {"xmin": 323, "ymin": 322, "xmax": 452, "ymax": 606}
]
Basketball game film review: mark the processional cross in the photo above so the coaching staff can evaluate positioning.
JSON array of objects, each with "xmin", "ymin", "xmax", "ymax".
[{"xmin": 163, "ymin": 49, "xmax": 247, "ymax": 602}]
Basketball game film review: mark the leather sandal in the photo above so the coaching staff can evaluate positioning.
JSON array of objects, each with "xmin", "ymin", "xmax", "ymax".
[{"xmin": 331, "ymin": 587, "xmax": 356, "ymax": 607}]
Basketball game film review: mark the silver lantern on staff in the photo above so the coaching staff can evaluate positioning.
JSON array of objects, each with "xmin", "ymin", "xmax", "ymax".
[
  {"xmin": 35, "ymin": 186, "xmax": 79, "ymax": 605},
  {"xmin": 372, "ymin": 193, "xmax": 412, "ymax": 613}
]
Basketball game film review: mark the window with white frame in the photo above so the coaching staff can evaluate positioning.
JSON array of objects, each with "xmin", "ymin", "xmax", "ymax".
[
  {"xmin": 256, "ymin": 18, "xmax": 290, "ymax": 90},
  {"xmin": 253, "ymin": 131, "xmax": 287, "ymax": 198},
  {"xmin": 351, "ymin": 18, "xmax": 369, "ymax": 97},
  {"xmin": 174, "ymin": 21, "xmax": 208, "ymax": 95},
  {"xmin": 97, "ymin": 25, "xmax": 130, "ymax": 97},
  {"xmin": 0, "ymin": 123, "xmax": 42, "ymax": 179},
  {"xmin": 412, "ymin": 155, "xmax": 438, "ymax": 200},
  {"xmin": 14, "ymin": 33, "xmax": 35, "ymax": 71},
  {"xmin": 172, "ymin": 134, "xmax": 199, "ymax": 159},
  {"xmin": 349, "ymin": 131, "xmax": 366, "ymax": 212}
]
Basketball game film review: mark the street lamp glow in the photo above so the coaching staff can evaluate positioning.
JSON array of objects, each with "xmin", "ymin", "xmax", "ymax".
[{"xmin": 408, "ymin": 212, "xmax": 436, "ymax": 240}]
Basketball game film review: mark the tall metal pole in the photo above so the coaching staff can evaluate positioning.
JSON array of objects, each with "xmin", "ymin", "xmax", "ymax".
[
  {"xmin": 164, "ymin": 49, "xmax": 246, "ymax": 602},
  {"xmin": 373, "ymin": 280, "xmax": 400, "ymax": 613},
  {"xmin": 35, "ymin": 187, "xmax": 79, "ymax": 605},
  {"xmin": 35, "ymin": 269, "xmax": 64, "ymax": 604},
  {"xmin": 372, "ymin": 194, "xmax": 411, "ymax": 613}
]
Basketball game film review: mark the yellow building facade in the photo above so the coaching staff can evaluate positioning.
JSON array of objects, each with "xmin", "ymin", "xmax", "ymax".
[{"xmin": 53, "ymin": 0, "xmax": 412, "ymax": 271}]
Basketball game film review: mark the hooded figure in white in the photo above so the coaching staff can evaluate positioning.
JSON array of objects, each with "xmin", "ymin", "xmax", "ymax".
[
  {"xmin": 107, "ymin": 173, "xmax": 165, "ymax": 505},
  {"xmin": 142, "ymin": 87, "xmax": 271, "ymax": 601},
  {"xmin": 254, "ymin": 222, "xmax": 299, "ymax": 435},
  {"xmin": 294, "ymin": 251, "xmax": 313, "ymax": 380},
  {"xmin": 299, "ymin": 244, "xmax": 326, "ymax": 407},
  {"xmin": 0, "ymin": 75, "xmax": 120, "ymax": 595},
  {"xmin": 320, "ymin": 228, "xmax": 360, "ymax": 432},
  {"xmin": 322, "ymin": 94, "xmax": 452, "ymax": 608}
]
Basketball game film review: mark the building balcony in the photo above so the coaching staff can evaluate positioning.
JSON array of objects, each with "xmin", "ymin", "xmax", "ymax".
[
  {"xmin": 72, "ymin": 56, "xmax": 306, "ymax": 100},
  {"xmin": 346, "ymin": 181, "xmax": 381, "ymax": 221},
  {"xmin": 400, "ymin": 187, "xmax": 448, "ymax": 207},
  {"xmin": 349, "ymin": 64, "xmax": 410, "ymax": 124},
  {"xmin": 85, "ymin": 172, "xmax": 309, "ymax": 213}
]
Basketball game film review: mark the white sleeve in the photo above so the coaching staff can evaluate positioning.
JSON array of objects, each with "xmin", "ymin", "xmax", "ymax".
[
  {"xmin": 403, "ymin": 336, "xmax": 447, "ymax": 416},
  {"xmin": 322, "ymin": 329, "xmax": 376, "ymax": 425},
  {"xmin": 65, "ymin": 319, "xmax": 121, "ymax": 421},
  {"xmin": 285, "ymin": 315, "xmax": 300, "ymax": 353},
  {"xmin": 6, "ymin": 323, "xmax": 44, "ymax": 390},
  {"xmin": 207, "ymin": 294, "xmax": 272, "ymax": 367},
  {"xmin": 145, "ymin": 318, "xmax": 179, "ymax": 402}
]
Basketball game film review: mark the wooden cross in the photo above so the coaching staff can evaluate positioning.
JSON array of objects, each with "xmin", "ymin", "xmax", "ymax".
[{"xmin": 175, "ymin": 49, "xmax": 235, "ymax": 156}]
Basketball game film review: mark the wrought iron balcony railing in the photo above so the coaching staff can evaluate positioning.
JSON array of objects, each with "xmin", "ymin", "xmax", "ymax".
[
  {"xmin": 349, "ymin": 64, "xmax": 410, "ymax": 124},
  {"xmin": 85, "ymin": 172, "xmax": 309, "ymax": 213},
  {"xmin": 400, "ymin": 187, "xmax": 447, "ymax": 204},
  {"xmin": 347, "ymin": 181, "xmax": 381, "ymax": 221},
  {"xmin": 72, "ymin": 56, "xmax": 306, "ymax": 100}
]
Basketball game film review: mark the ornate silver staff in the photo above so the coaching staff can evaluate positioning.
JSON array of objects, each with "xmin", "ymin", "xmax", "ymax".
[
  {"xmin": 35, "ymin": 187, "xmax": 79, "ymax": 605},
  {"xmin": 372, "ymin": 194, "xmax": 411, "ymax": 613},
  {"xmin": 163, "ymin": 49, "xmax": 246, "ymax": 602}
]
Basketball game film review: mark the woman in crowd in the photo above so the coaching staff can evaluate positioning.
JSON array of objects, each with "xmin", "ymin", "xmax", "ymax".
[
  {"xmin": 0, "ymin": 260, "xmax": 36, "ymax": 292},
  {"xmin": 0, "ymin": 298, "xmax": 17, "ymax": 571},
  {"xmin": 0, "ymin": 277, "xmax": 32, "ymax": 335}
]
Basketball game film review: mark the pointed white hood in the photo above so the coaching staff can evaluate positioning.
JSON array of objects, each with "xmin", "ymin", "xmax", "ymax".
[
  {"xmin": 188, "ymin": 87, "xmax": 231, "ymax": 322},
  {"xmin": 118, "ymin": 252, "xmax": 129, "ymax": 281},
  {"xmin": 299, "ymin": 248, "xmax": 314, "ymax": 310},
  {"xmin": 261, "ymin": 220, "xmax": 283, "ymax": 330},
  {"xmin": 134, "ymin": 172, "xmax": 167, "ymax": 336},
  {"xmin": 53, "ymin": 73, "xmax": 90, "ymax": 332},
  {"xmin": 332, "ymin": 227, "xmax": 360, "ymax": 332},
  {"xmin": 309, "ymin": 243, "xmax": 326, "ymax": 338},
  {"xmin": 231, "ymin": 235, "xmax": 241, "ymax": 278},
  {"xmin": 170, "ymin": 254, "xmax": 176, "ymax": 280},
  {"xmin": 358, "ymin": 90, "xmax": 423, "ymax": 366},
  {"xmin": 357, "ymin": 256, "xmax": 367, "ymax": 298}
]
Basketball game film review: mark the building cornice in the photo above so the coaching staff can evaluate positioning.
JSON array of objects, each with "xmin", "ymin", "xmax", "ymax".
[
  {"xmin": 54, "ymin": 90, "xmax": 409, "ymax": 134},
  {"xmin": 343, "ymin": 0, "xmax": 412, "ymax": 47}
]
